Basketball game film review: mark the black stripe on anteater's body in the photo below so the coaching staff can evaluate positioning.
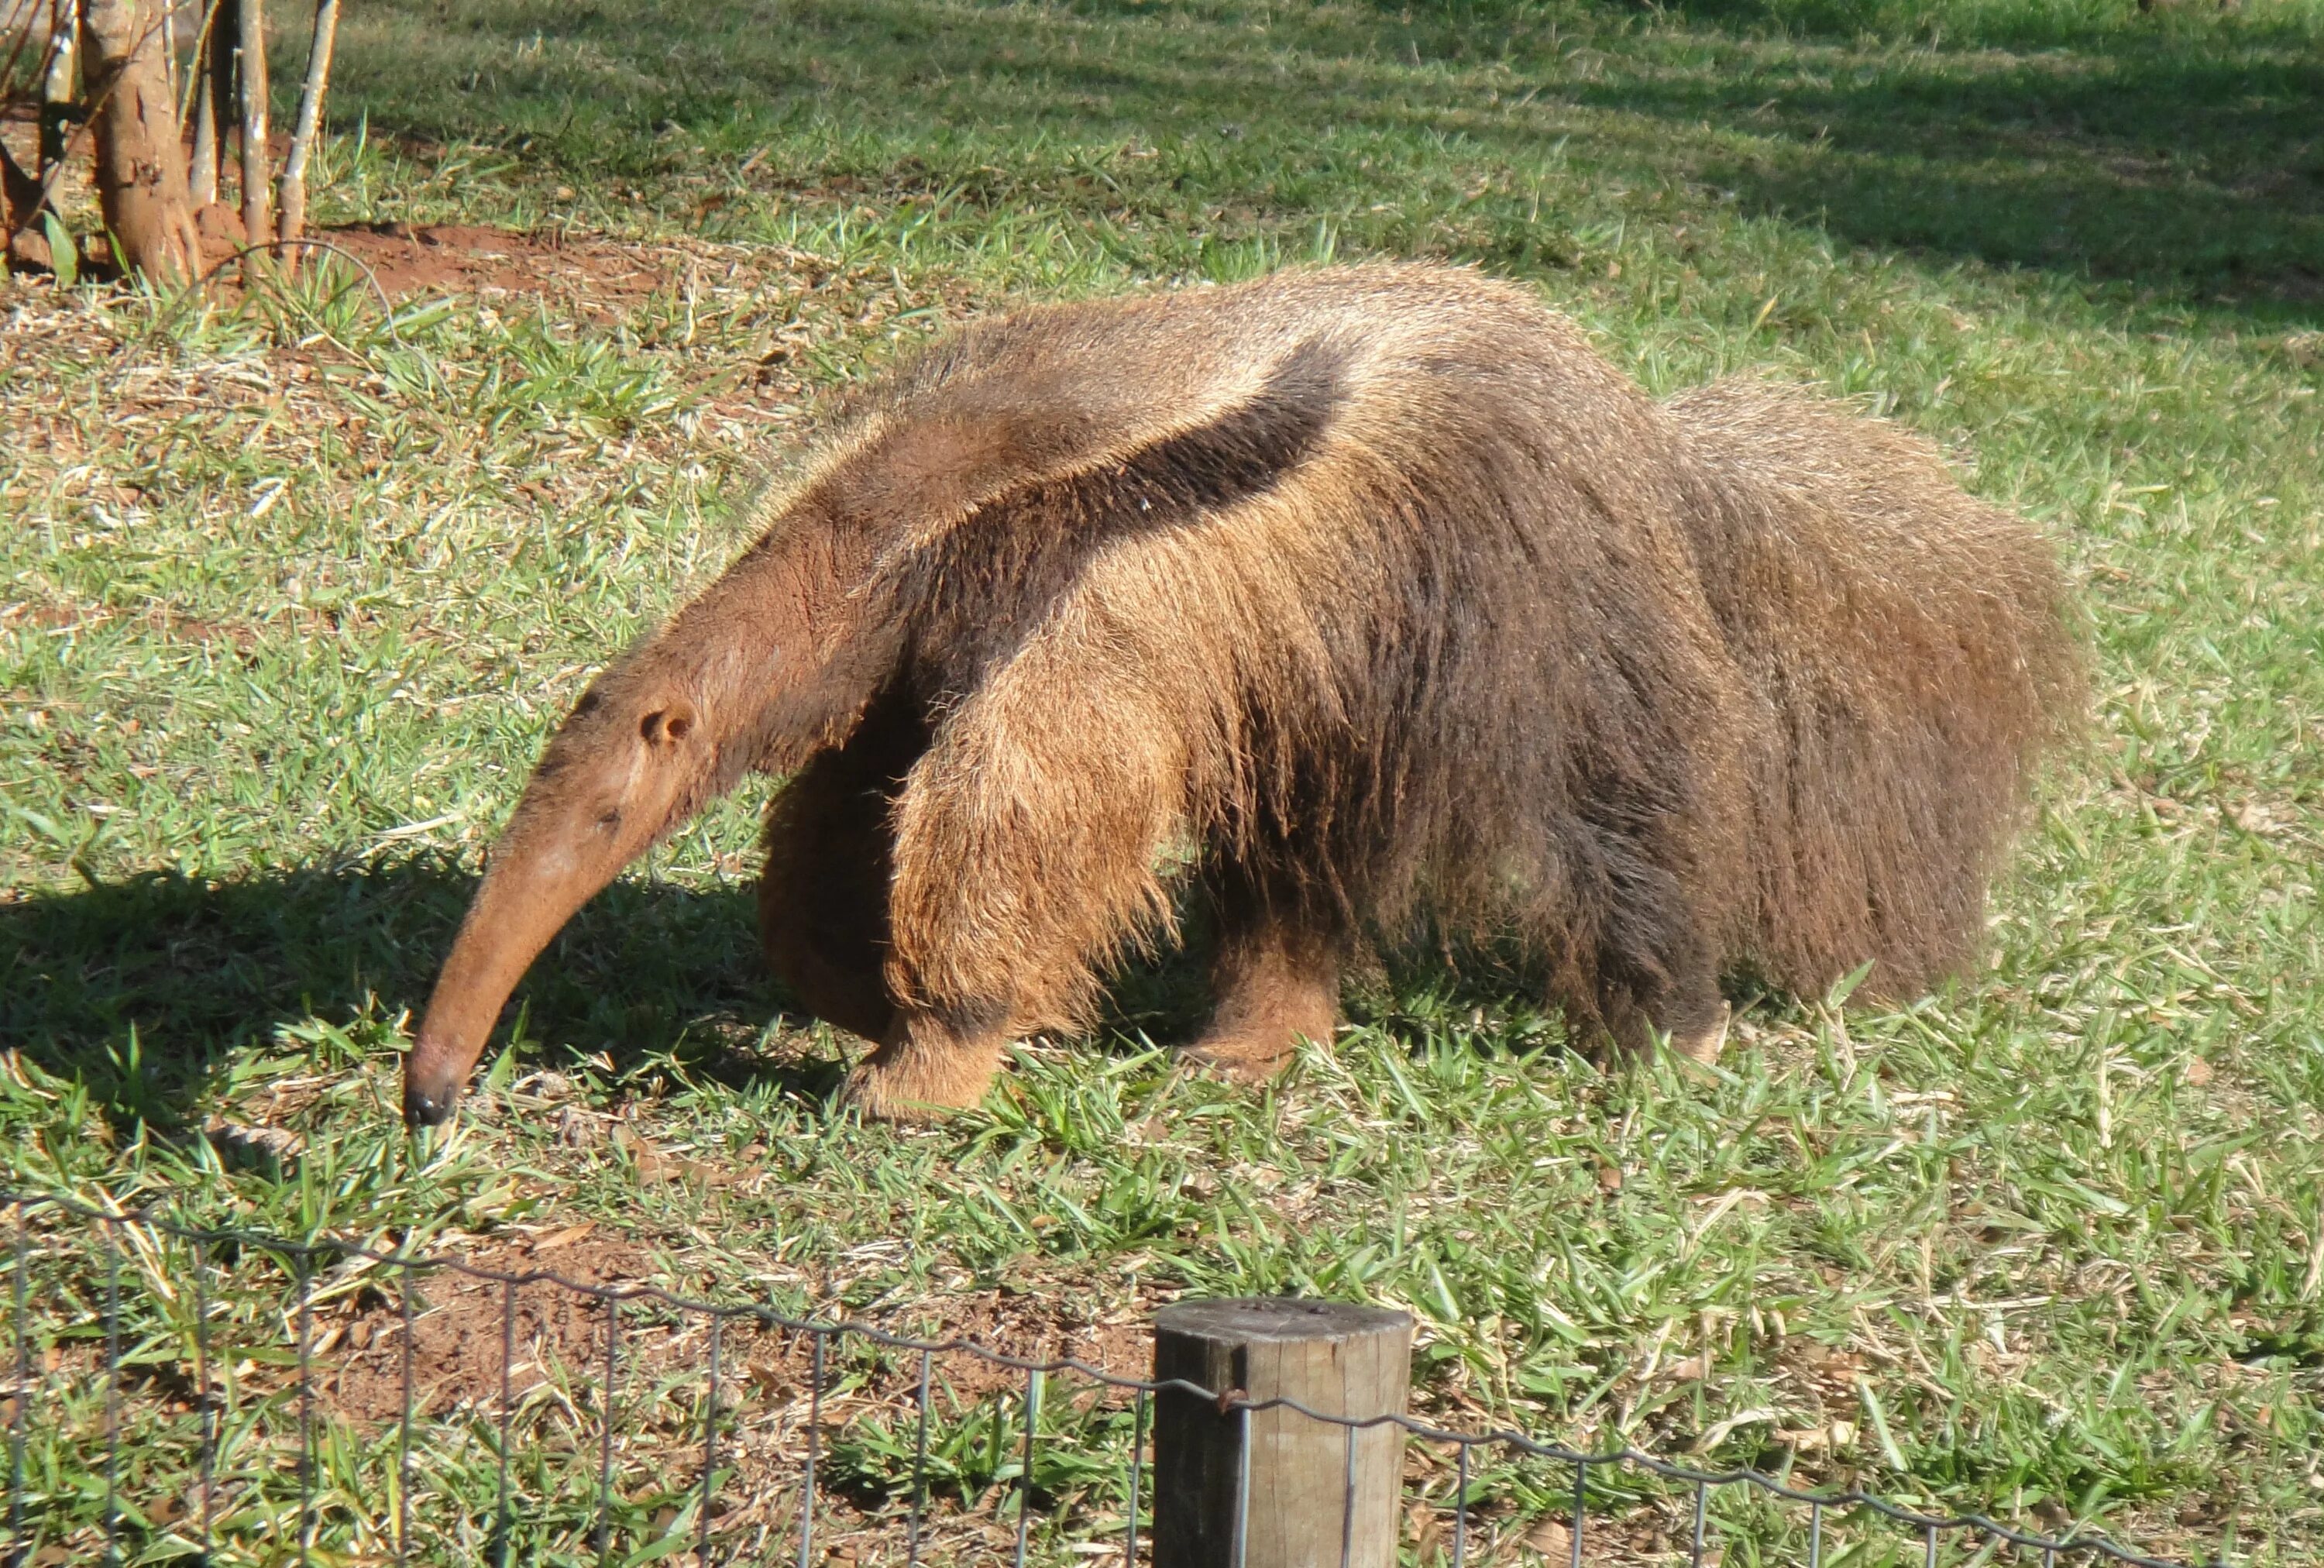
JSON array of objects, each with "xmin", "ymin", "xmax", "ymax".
[{"xmin": 401, "ymin": 263, "xmax": 2079, "ymax": 1126}]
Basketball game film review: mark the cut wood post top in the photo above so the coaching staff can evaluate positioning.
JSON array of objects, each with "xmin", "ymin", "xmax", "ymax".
[{"xmin": 1156, "ymin": 1296, "xmax": 1413, "ymax": 1353}]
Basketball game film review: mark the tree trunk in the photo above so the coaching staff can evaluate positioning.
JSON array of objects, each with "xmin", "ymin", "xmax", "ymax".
[
  {"xmin": 80, "ymin": 0, "xmax": 203, "ymax": 280},
  {"xmin": 234, "ymin": 0, "xmax": 268, "ymax": 267}
]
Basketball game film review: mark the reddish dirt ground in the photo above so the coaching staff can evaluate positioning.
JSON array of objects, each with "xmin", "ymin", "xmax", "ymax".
[
  {"xmin": 321, "ymin": 1222, "xmax": 1157, "ymax": 1427},
  {"xmin": 299, "ymin": 218, "xmax": 691, "ymax": 305}
]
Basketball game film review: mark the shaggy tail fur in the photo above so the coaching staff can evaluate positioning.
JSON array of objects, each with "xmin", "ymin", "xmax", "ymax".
[{"xmin": 1664, "ymin": 378, "xmax": 2083, "ymax": 1001}]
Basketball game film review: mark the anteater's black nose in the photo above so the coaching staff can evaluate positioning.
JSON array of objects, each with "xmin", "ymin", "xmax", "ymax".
[{"xmin": 403, "ymin": 1080, "xmax": 457, "ymax": 1127}]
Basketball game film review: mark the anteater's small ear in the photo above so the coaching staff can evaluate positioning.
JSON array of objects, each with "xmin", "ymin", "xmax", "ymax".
[{"xmin": 639, "ymin": 697, "xmax": 700, "ymax": 751}]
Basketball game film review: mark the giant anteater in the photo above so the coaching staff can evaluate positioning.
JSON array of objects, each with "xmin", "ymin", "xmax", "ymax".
[{"xmin": 402, "ymin": 263, "xmax": 2079, "ymax": 1125}]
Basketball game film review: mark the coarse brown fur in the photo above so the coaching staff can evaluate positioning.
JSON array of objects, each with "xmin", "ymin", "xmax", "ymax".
[{"xmin": 401, "ymin": 263, "xmax": 2081, "ymax": 1126}]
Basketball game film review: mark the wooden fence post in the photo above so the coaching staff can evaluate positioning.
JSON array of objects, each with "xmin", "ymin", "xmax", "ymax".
[{"xmin": 1151, "ymin": 1298, "xmax": 1413, "ymax": 1568}]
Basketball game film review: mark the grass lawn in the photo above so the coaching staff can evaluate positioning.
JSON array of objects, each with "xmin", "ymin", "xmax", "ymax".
[{"xmin": 4, "ymin": 0, "xmax": 2322, "ymax": 1559}]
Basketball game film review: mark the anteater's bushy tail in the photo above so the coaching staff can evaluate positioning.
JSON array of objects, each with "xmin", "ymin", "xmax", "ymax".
[{"xmin": 1666, "ymin": 379, "xmax": 2084, "ymax": 1000}]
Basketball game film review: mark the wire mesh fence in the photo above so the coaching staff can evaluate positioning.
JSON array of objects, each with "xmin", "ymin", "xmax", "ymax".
[{"xmin": 2, "ymin": 1188, "xmax": 2221, "ymax": 1567}]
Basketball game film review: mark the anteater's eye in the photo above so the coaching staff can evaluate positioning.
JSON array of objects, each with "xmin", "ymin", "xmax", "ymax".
[{"xmin": 596, "ymin": 809, "xmax": 622, "ymax": 830}]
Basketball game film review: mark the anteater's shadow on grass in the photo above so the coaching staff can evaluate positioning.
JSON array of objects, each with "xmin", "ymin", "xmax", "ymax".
[
  {"xmin": 0, "ymin": 857, "xmax": 1248, "ymax": 1131},
  {"xmin": 0, "ymin": 857, "xmax": 840, "ymax": 1129},
  {"xmin": 0, "ymin": 857, "xmax": 1598, "ymax": 1130}
]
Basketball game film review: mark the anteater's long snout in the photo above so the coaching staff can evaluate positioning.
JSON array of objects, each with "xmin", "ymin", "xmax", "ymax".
[{"xmin": 403, "ymin": 848, "xmax": 597, "ymax": 1128}]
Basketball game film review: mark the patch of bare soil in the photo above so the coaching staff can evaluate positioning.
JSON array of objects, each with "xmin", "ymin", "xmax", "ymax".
[
  {"xmin": 0, "ymin": 108, "xmax": 693, "ymax": 306},
  {"xmin": 322, "ymin": 1228, "xmax": 655, "ymax": 1424},
  {"xmin": 318, "ymin": 1223, "xmax": 1159, "ymax": 1427},
  {"xmin": 282, "ymin": 1222, "xmax": 1169, "ymax": 1562},
  {"xmin": 308, "ymin": 221, "xmax": 689, "ymax": 308},
  {"xmin": 159, "ymin": 201, "xmax": 765, "ymax": 311}
]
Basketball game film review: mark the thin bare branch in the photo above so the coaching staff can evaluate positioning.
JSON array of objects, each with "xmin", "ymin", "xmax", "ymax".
[
  {"xmin": 174, "ymin": 0, "xmax": 218, "ymax": 123},
  {"xmin": 274, "ymin": 0, "xmax": 334, "ymax": 270},
  {"xmin": 186, "ymin": 0, "xmax": 228, "ymax": 208},
  {"xmin": 234, "ymin": 0, "xmax": 266, "ymax": 272},
  {"xmin": 37, "ymin": 3, "xmax": 75, "ymax": 177},
  {"xmin": 0, "ymin": 0, "xmax": 51, "ymax": 103}
]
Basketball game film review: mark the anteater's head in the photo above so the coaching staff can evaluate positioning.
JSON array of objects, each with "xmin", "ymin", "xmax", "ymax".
[
  {"xmin": 401, "ymin": 669, "xmax": 717, "ymax": 1126},
  {"xmin": 401, "ymin": 503, "xmax": 899, "ymax": 1127}
]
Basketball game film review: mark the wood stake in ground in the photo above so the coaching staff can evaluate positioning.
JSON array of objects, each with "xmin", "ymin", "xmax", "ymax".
[
  {"xmin": 1153, "ymin": 1298, "xmax": 1413, "ymax": 1568},
  {"xmin": 79, "ymin": 0, "xmax": 204, "ymax": 280}
]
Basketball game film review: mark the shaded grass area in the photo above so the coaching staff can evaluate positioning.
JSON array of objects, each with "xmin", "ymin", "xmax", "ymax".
[
  {"xmin": 1, "ymin": 858, "xmax": 791, "ymax": 1125},
  {"xmin": 4, "ymin": 0, "xmax": 2323, "ymax": 1559},
  {"xmin": 331, "ymin": 0, "xmax": 2324, "ymax": 321}
]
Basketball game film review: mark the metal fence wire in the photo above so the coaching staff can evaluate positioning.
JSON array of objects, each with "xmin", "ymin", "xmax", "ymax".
[{"xmin": 1, "ymin": 1189, "xmax": 2223, "ymax": 1567}]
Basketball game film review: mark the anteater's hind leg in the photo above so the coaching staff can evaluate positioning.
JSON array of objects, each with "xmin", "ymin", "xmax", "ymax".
[
  {"xmin": 1671, "ymin": 999, "xmax": 1731, "ymax": 1064},
  {"xmin": 1560, "ymin": 831, "xmax": 1734, "ymax": 1067},
  {"xmin": 756, "ymin": 695, "xmax": 926, "ymax": 1045},
  {"xmin": 847, "ymin": 634, "xmax": 1189, "ymax": 1122},
  {"xmin": 1592, "ymin": 916, "xmax": 1731, "ymax": 1066},
  {"xmin": 1184, "ymin": 871, "xmax": 1342, "ymax": 1081}
]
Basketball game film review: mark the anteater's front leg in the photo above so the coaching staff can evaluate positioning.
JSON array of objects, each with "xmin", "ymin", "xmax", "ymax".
[
  {"xmin": 846, "ymin": 638, "xmax": 1189, "ymax": 1122},
  {"xmin": 757, "ymin": 697, "xmax": 927, "ymax": 1044}
]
